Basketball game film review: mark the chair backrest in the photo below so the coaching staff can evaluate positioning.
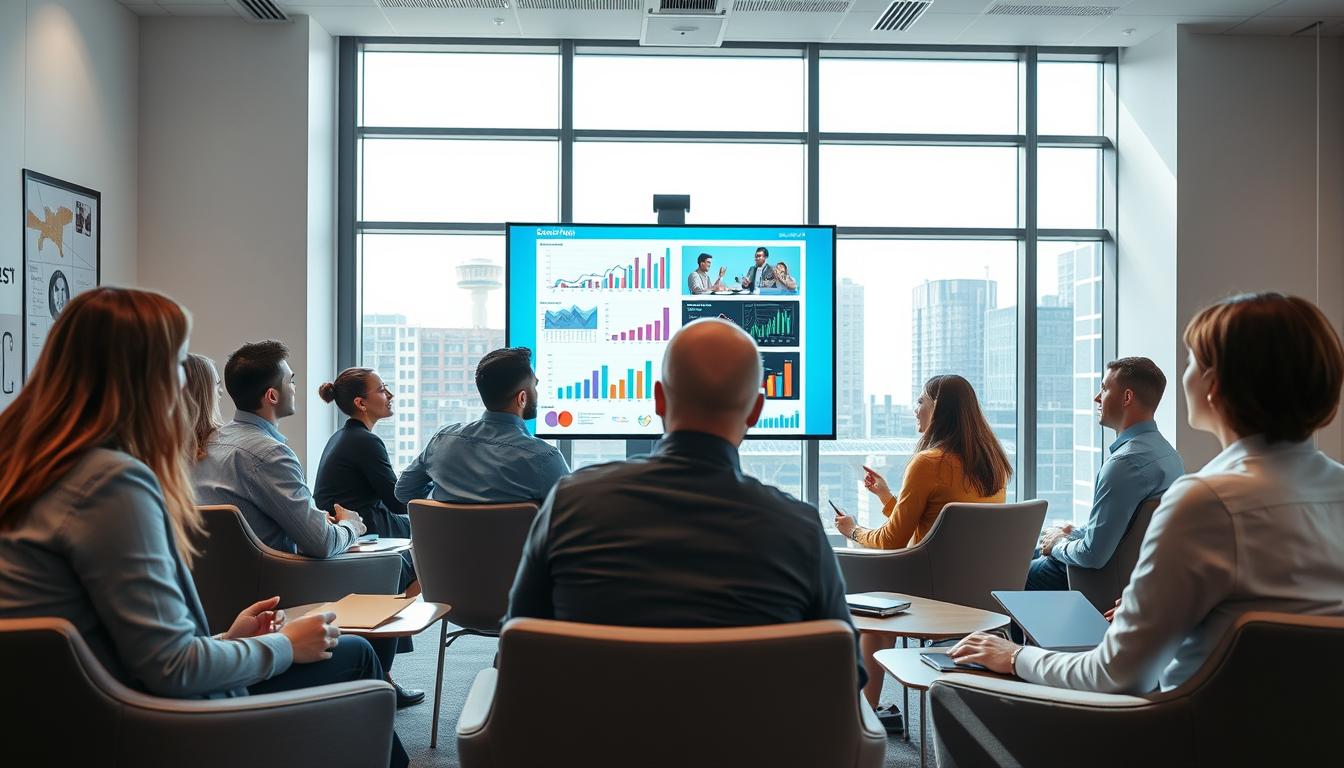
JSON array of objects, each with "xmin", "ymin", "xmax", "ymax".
[
  {"xmin": 1068, "ymin": 496, "xmax": 1161, "ymax": 612},
  {"xmin": 476, "ymin": 618, "xmax": 874, "ymax": 767},
  {"xmin": 922, "ymin": 500, "xmax": 1048, "ymax": 611},
  {"xmin": 407, "ymin": 500, "xmax": 538, "ymax": 632},
  {"xmin": 191, "ymin": 505, "xmax": 267, "ymax": 633},
  {"xmin": 1, "ymin": 617, "xmax": 124, "ymax": 760}
]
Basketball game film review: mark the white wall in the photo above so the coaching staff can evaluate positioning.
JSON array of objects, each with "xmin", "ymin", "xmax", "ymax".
[
  {"xmin": 1, "ymin": 0, "xmax": 139, "ymax": 407},
  {"xmin": 1117, "ymin": 27, "xmax": 1180, "ymax": 454},
  {"xmin": 138, "ymin": 15, "xmax": 338, "ymax": 473},
  {"xmin": 1176, "ymin": 31, "xmax": 1344, "ymax": 467},
  {"xmin": 1119, "ymin": 29, "xmax": 1344, "ymax": 468}
]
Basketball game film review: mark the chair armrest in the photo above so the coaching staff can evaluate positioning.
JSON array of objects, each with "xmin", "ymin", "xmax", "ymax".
[
  {"xmin": 931, "ymin": 675, "xmax": 1151, "ymax": 708},
  {"xmin": 258, "ymin": 551, "xmax": 402, "ymax": 606},
  {"xmin": 112, "ymin": 681, "xmax": 396, "ymax": 768},
  {"xmin": 457, "ymin": 667, "xmax": 497, "ymax": 736},
  {"xmin": 833, "ymin": 547, "xmax": 934, "ymax": 597},
  {"xmin": 857, "ymin": 692, "xmax": 883, "ymax": 738}
]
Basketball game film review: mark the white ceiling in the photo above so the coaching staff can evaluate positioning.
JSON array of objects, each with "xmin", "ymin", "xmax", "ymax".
[{"xmin": 118, "ymin": 0, "xmax": 1344, "ymax": 47}]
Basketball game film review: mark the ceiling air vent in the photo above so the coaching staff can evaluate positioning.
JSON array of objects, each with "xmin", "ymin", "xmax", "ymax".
[
  {"xmin": 518, "ymin": 0, "xmax": 641, "ymax": 8},
  {"xmin": 986, "ymin": 3, "xmax": 1117, "ymax": 16},
  {"xmin": 378, "ymin": 0, "xmax": 511, "ymax": 8},
  {"xmin": 658, "ymin": 0, "xmax": 718, "ymax": 11},
  {"xmin": 225, "ymin": 0, "xmax": 289, "ymax": 22},
  {"xmin": 872, "ymin": 1, "xmax": 931, "ymax": 32},
  {"xmin": 734, "ymin": 0, "xmax": 852, "ymax": 12}
]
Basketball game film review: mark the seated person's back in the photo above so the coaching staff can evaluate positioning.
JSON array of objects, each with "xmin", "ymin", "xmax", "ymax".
[
  {"xmin": 193, "ymin": 340, "xmax": 365, "ymax": 557},
  {"xmin": 506, "ymin": 319, "xmax": 864, "ymax": 686},
  {"xmin": 395, "ymin": 347, "xmax": 569, "ymax": 505}
]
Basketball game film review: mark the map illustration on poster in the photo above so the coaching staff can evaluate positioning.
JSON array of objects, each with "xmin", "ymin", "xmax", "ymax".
[{"xmin": 19, "ymin": 170, "xmax": 100, "ymax": 392}]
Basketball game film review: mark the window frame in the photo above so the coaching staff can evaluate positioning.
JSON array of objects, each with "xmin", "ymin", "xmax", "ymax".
[{"xmin": 337, "ymin": 38, "xmax": 1119, "ymax": 508}]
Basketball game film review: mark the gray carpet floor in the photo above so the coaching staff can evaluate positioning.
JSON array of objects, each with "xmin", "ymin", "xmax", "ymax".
[{"xmin": 390, "ymin": 632, "xmax": 932, "ymax": 768}]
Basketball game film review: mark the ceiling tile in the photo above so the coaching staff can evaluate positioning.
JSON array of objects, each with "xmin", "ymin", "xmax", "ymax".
[
  {"xmin": 723, "ymin": 10, "xmax": 850, "ymax": 42},
  {"xmin": 829, "ymin": 11, "xmax": 979, "ymax": 43},
  {"xmin": 382, "ymin": 8, "xmax": 522, "ymax": 36},
  {"xmin": 1074, "ymin": 14, "xmax": 1243, "ymax": 45},
  {"xmin": 515, "ymin": 9, "xmax": 642, "ymax": 40},
  {"xmin": 292, "ymin": 5, "xmax": 396, "ymax": 34},
  {"xmin": 160, "ymin": 3, "xmax": 239, "ymax": 15},
  {"xmin": 956, "ymin": 11, "xmax": 1108, "ymax": 45},
  {"xmin": 1116, "ymin": 0, "xmax": 1279, "ymax": 15},
  {"xmin": 1258, "ymin": 0, "xmax": 1344, "ymax": 16},
  {"xmin": 848, "ymin": 0, "xmax": 991, "ymax": 11},
  {"xmin": 122, "ymin": 3, "xmax": 172, "ymax": 16},
  {"xmin": 1225, "ymin": 15, "xmax": 1344, "ymax": 33}
]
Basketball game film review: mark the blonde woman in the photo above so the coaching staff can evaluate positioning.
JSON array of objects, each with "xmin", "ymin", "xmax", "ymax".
[
  {"xmin": 182, "ymin": 353, "xmax": 223, "ymax": 460},
  {"xmin": 0, "ymin": 287, "xmax": 407, "ymax": 767}
]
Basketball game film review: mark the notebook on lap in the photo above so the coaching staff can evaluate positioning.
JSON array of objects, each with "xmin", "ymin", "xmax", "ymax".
[{"xmin": 991, "ymin": 590, "xmax": 1111, "ymax": 652}]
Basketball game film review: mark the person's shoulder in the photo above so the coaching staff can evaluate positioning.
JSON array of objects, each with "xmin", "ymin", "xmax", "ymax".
[
  {"xmin": 53, "ymin": 449, "xmax": 164, "ymax": 519},
  {"xmin": 909, "ymin": 448, "xmax": 948, "ymax": 470},
  {"xmin": 1151, "ymin": 473, "xmax": 1226, "ymax": 524}
]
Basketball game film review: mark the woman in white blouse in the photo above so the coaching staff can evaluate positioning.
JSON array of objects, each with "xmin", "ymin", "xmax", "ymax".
[{"xmin": 951, "ymin": 292, "xmax": 1344, "ymax": 693}]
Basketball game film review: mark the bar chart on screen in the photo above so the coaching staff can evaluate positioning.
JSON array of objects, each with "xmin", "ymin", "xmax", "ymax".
[
  {"xmin": 554, "ymin": 359, "xmax": 657, "ymax": 402},
  {"xmin": 549, "ymin": 249, "xmax": 670, "ymax": 291},
  {"xmin": 606, "ymin": 306, "xmax": 673, "ymax": 343},
  {"xmin": 761, "ymin": 352, "xmax": 800, "ymax": 400}
]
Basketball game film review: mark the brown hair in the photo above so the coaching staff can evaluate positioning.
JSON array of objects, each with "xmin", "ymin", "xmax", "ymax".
[
  {"xmin": 916, "ymin": 374, "xmax": 1013, "ymax": 497},
  {"xmin": 0, "ymin": 287, "xmax": 203, "ymax": 565},
  {"xmin": 1183, "ymin": 292, "xmax": 1343, "ymax": 443},
  {"xmin": 183, "ymin": 353, "xmax": 222, "ymax": 461},
  {"xmin": 1106, "ymin": 356, "xmax": 1167, "ymax": 410},
  {"xmin": 318, "ymin": 367, "xmax": 376, "ymax": 417}
]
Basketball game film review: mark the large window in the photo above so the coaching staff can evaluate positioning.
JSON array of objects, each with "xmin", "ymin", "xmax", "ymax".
[{"xmin": 344, "ymin": 42, "xmax": 1116, "ymax": 532}]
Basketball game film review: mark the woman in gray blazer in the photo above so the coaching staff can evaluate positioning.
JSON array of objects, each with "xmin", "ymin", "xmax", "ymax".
[
  {"xmin": 0, "ymin": 287, "xmax": 407, "ymax": 767},
  {"xmin": 951, "ymin": 292, "xmax": 1344, "ymax": 694}
]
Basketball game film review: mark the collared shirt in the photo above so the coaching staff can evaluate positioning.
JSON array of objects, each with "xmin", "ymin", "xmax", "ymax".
[
  {"xmin": 0, "ymin": 449, "xmax": 291, "ymax": 698},
  {"xmin": 505, "ymin": 430, "xmax": 867, "ymax": 689},
  {"xmin": 1051, "ymin": 421, "xmax": 1185, "ymax": 569},
  {"xmin": 394, "ymin": 410, "xmax": 570, "ymax": 505},
  {"xmin": 193, "ymin": 412, "xmax": 358, "ymax": 558},
  {"xmin": 688, "ymin": 269, "xmax": 715, "ymax": 294},
  {"xmin": 742, "ymin": 263, "xmax": 777, "ymax": 293},
  {"xmin": 1016, "ymin": 436, "xmax": 1344, "ymax": 693}
]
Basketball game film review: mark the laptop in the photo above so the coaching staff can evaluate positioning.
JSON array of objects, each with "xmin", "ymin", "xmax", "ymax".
[
  {"xmin": 846, "ymin": 593, "xmax": 912, "ymax": 618},
  {"xmin": 991, "ymin": 590, "xmax": 1111, "ymax": 652}
]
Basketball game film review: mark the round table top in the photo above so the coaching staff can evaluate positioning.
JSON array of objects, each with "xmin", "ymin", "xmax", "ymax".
[
  {"xmin": 872, "ymin": 646, "xmax": 1007, "ymax": 691},
  {"xmin": 850, "ymin": 592, "xmax": 1009, "ymax": 640}
]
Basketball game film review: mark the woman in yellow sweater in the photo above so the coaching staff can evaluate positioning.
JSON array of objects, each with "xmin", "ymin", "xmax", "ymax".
[{"xmin": 834, "ymin": 373, "xmax": 1012, "ymax": 722}]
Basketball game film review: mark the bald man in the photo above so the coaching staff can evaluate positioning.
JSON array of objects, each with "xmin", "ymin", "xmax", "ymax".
[{"xmin": 505, "ymin": 319, "xmax": 866, "ymax": 689}]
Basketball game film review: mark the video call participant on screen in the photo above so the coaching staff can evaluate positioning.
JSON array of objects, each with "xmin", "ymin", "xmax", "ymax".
[
  {"xmin": 504, "ymin": 318, "xmax": 867, "ymax": 690},
  {"xmin": 687, "ymin": 252, "xmax": 728, "ymax": 294},
  {"xmin": 773, "ymin": 260, "xmax": 799, "ymax": 292},
  {"xmin": 737, "ymin": 247, "xmax": 778, "ymax": 293},
  {"xmin": 833, "ymin": 374, "xmax": 1011, "ymax": 728},
  {"xmin": 951, "ymin": 293, "xmax": 1344, "ymax": 696},
  {"xmin": 1027, "ymin": 357, "xmax": 1184, "ymax": 592},
  {"xmin": 395, "ymin": 347, "xmax": 569, "ymax": 505},
  {"xmin": 0, "ymin": 288, "xmax": 407, "ymax": 768}
]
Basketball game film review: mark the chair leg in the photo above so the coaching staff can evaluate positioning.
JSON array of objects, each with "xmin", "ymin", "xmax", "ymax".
[
  {"xmin": 901, "ymin": 636, "xmax": 909, "ymax": 742},
  {"xmin": 919, "ymin": 689, "xmax": 927, "ymax": 768},
  {"xmin": 430, "ymin": 618, "xmax": 448, "ymax": 749}
]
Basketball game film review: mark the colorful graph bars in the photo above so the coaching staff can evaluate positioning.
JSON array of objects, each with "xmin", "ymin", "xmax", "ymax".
[
  {"xmin": 557, "ymin": 360, "xmax": 655, "ymax": 401},
  {"xmin": 552, "ymin": 249, "xmax": 669, "ymax": 290},
  {"xmin": 764, "ymin": 359, "xmax": 793, "ymax": 399},
  {"xmin": 757, "ymin": 411, "xmax": 800, "ymax": 430},
  {"xmin": 611, "ymin": 307, "xmax": 672, "ymax": 342}
]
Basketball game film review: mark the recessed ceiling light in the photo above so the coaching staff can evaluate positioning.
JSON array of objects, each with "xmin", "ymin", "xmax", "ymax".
[{"xmin": 1121, "ymin": 28, "xmax": 1136, "ymax": 36}]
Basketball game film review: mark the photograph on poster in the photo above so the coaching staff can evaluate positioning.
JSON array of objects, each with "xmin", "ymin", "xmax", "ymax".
[{"xmin": 20, "ymin": 170, "xmax": 100, "ymax": 382}]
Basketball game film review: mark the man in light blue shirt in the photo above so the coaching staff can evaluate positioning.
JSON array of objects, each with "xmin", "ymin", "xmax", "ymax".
[
  {"xmin": 1027, "ymin": 357, "xmax": 1185, "ymax": 590},
  {"xmin": 193, "ymin": 340, "xmax": 367, "ymax": 558},
  {"xmin": 395, "ymin": 347, "xmax": 570, "ymax": 505}
]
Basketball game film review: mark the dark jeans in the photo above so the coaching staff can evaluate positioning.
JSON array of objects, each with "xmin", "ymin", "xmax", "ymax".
[{"xmin": 249, "ymin": 635, "xmax": 409, "ymax": 768}]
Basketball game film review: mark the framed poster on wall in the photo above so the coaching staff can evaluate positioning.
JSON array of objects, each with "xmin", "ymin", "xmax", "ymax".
[{"xmin": 20, "ymin": 169, "xmax": 100, "ymax": 386}]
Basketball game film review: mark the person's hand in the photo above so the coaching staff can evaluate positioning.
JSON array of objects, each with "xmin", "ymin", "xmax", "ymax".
[
  {"xmin": 1060, "ymin": 523, "xmax": 1075, "ymax": 536},
  {"xmin": 861, "ymin": 466, "xmax": 893, "ymax": 504},
  {"xmin": 949, "ymin": 632, "xmax": 1021, "ymax": 675},
  {"xmin": 223, "ymin": 596, "xmax": 284, "ymax": 640},
  {"xmin": 282, "ymin": 611, "xmax": 340, "ymax": 664},
  {"xmin": 1104, "ymin": 598, "xmax": 1122, "ymax": 623},
  {"xmin": 332, "ymin": 503, "xmax": 367, "ymax": 536},
  {"xmin": 717, "ymin": 266, "xmax": 726, "ymax": 278},
  {"xmin": 1040, "ymin": 528, "xmax": 1069, "ymax": 556},
  {"xmin": 834, "ymin": 512, "xmax": 857, "ymax": 540}
]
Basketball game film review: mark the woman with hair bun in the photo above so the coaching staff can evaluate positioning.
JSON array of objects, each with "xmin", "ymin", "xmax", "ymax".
[{"xmin": 312, "ymin": 367, "xmax": 424, "ymax": 709}]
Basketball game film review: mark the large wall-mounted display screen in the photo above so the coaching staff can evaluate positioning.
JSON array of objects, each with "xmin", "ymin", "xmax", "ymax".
[{"xmin": 507, "ymin": 223, "xmax": 835, "ymax": 439}]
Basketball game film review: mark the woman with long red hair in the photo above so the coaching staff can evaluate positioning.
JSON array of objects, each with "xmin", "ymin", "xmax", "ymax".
[{"xmin": 0, "ymin": 287, "xmax": 406, "ymax": 766}]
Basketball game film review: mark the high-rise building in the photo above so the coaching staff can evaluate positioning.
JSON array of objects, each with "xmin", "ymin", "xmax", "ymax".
[
  {"xmin": 1066, "ymin": 244, "xmax": 1106, "ymax": 524},
  {"xmin": 837, "ymin": 277, "xmax": 865, "ymax": 439},
  {"xmin": 362, "ymin": 314, "xmax": 503, "ymax": 469},
  {"xmin": 911, "ymin": 279, "xmax": 996, "ymax": 402},
  {"xmin": 869, "ymin": 393, "xmax": 916, "ymax": 438}
]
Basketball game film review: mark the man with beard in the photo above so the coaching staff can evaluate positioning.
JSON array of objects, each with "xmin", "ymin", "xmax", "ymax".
[{"xmin": 396, "ymin": 347, "xmax": 570, "ymax": 505}]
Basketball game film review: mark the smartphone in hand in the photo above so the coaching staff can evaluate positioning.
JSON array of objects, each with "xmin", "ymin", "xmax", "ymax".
[{"xmin": 827, "ymin": 499, "xmax": 846, "ymax": 516}]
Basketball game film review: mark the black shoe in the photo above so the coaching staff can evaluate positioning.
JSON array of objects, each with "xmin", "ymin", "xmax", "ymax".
[
  {"xmin": 875, "ymin": 704, "xmax": 905, "ymax": 736},
  {"xmin": 393, "ymin": 682, "xmax": 425, "ymax": 709}
]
